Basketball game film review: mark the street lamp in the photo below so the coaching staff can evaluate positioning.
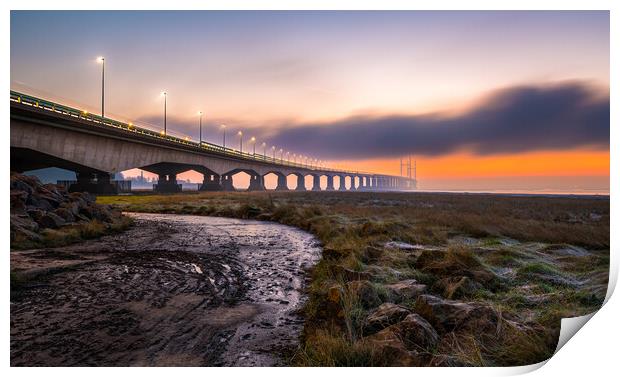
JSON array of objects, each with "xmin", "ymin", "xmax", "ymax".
[
  {"xmin": 220, "ymin": 124, "xmax": 227, "ymax": 148},
  {"xmin": 251, "ymin": 137, "xmax": 256, "ymax": 155},
  {"xmin": 238, "ymin": 131, "xmax": 243, "ymax": 153},
  {"xmin": 279, "ymin": 148, "xmax": 283, "ymax": 163},
  {"xmin": 96, "ymin": 57, "xmax": 105, "ymax": 118},
  {"xmin": 262, "ymin": 142, "xmax": 266, "ymax": 159},
  {"xmin": 161, "ymin": 91, "xmax": 167, "ymax": 136},
  {"xmin": 198, "ymin": 111, "xmax": 203, "ymax": 145},
  {"xmin": 271, "ymin": 146, "xmax": 276, "ymax": 159},
  {"xmin": 286, "ymin": 151, "xmax": 290, "ymax": 163}
]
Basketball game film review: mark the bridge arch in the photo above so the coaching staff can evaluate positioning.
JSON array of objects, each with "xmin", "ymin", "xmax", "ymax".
[{"xmin": 222, "ymin": 168, "xmax": 263, "ymax": 191}]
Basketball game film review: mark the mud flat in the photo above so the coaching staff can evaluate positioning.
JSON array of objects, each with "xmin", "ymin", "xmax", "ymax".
[{"xmin": 10, "ymin": 213, "xmax": 321, "ymax": 366}]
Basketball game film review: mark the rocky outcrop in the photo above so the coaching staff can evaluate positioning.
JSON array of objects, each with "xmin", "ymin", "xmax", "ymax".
[{"xmin": 10, "ymin": 172, "xmax": 123, "ymax": 247}]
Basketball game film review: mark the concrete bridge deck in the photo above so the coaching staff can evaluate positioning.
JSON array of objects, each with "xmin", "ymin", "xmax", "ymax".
[{"xmin": 10, "ymin": 91, "xmax": 416, "ymax": 194}]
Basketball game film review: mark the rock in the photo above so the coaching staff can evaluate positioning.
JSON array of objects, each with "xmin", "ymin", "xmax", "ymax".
[
  {"xmin": 26, "ymin": 208, "xmax": 45, "ymax": 223},
  {"xmin": 364, "ymin": 303, "xmax": 411, "ymax": 335},
  {"xmin": 434, "ymin": 276, "xmax": 481, "ymax": 299},
  {"xmin": 10, "ymin": 190, "xmax": 29, "ymax": 213},
  {"xmin": 10, "ymin": 214, "xmax": 41, "ymax": 242},
  {"xmin": 414, "ymin": 294, "xmax": 501, "ymax": 334},
  {"xmin": 397, "ymin": 313, "xmax": 440, "ymax": 350},
  {"xmin": 363, "ymin": 326, "xmax": 430, "ymax": 366},
  {"xmin": 54, "ymin": 207, "xmax": 76, "ymax": 223},
  {"xmin": 385, "ymin": 279, "xmax": 427, "ymax": 302},
  {"xmin": 10, "ymin": 172, "xmax": 127, "ymax": 247},
  {"xmin": 331, "ymin": 265, "xmax": 373, "ymax": 281},
  {"xmin": 37, "ymin": 212, "xmax": 66, "ymax": 229},
  {"xmin": 346, "ymin": 280, "xmax": 381, "ymax": 308},
  {"xmin": 27, "ymin": 196, "xmax": 54, "ymax": 211}
]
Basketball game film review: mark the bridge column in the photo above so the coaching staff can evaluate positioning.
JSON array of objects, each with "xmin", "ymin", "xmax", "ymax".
[
  {"xmin": 338, "ymin": 175, "xmax": 347, "ymax": 191},
  {"xmin": 200, "ymin": 174, "xmax": 222, "ymax": 191},
  {"xmin": 248, "ymin": 174, "xmax": 265, "ymax": 191},
  {"xmin": 294, "ymin": 174, "xmax": 306, "ymax": 191},
  {"xmin": 221, "ymin": 174, "xmax": 235, "ymax": 191},
  {"xmin": 154, "ymin": 173, "xmax": 182, "ymax": 193},
  {"xmin": 69, "ymin": 171, "xmax": 118, "ymax": 195},
  {"xmin": 326, "ymin": 175, "xmax": 335, "ymax": 191},
  {"xmin": 312, "ymin": 175, "xmax": 321, "ymax": 191},
  {"xmin": 275, "ymin": 174, "xmax": 288, "ymax": 191}
]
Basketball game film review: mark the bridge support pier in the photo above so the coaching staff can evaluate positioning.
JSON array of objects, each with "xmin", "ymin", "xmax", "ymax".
[
  {"xmin": 69, "ymin": 172, "xmax": 118, "ymax": 195},
  {"xmin": 248, "ymin": 174, "xmax": 265, "ymax": 191},
  {"xmin": 312, "ymin": 175, "xmax": 321, "ymax": 191},
  {"xmin": 200, "ymin": 174, "xmax": 222, "ymax": 191},
  {"xmin": 275, "ymin": 174, "xmax": 288, "ymax": 191},
  {"xmin": 338, "ymin": 175, "xmax": 347, "ymax": 191},
  {"xmin": 221, "ymin": 174, "xmax": 235, "ymax": 191},
  {"xmin": 350, "ymin": 177, "xmax": 358, "ymax": 191},
  {"xmin": 326, "ymin": 175, "xmax": 335, "ymax": 191},
  {"xmin": 294, "ymin": 174, "xmax": 306, "ymax": 191},
  {"xmin": 154, "ymin": 173, "xmax": 182, "ymax": 193}
]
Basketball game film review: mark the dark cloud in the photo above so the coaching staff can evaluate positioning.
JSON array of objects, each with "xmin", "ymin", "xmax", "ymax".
[{"xmin": 266, "ymin": 82, "xmax": 609, "ymax": 159}]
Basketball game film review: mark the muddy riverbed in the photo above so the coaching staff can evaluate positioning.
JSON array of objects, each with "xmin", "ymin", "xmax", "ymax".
[{"xmin": 10, "ymin": 213, "xmax": 322, "ymax": 366}]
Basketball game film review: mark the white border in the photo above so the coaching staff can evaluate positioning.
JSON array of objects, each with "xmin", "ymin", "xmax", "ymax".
[{"xmin": 3, "ymin": 1, "xmax": 617, "ymax": 376}]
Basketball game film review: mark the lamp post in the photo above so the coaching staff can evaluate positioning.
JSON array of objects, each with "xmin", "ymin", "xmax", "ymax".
[
  {"xmin": 161, "ymin": 91, "xmax": 167, "ymax": 136},
  {"xmin": 262, "ymin": 142, "xmax": 266, "ymax": 159},
  {"xmin": 198, "ymin": 111, "xmax": 203, "ymax": 145},
  {"xmin": 279, "ymin": 148, "xmax": 283, "ymax": 163},
  {"xmin": 238, "ymin": 131, "xmax": 243, "ymax": 153},
  {"xmin": 272, "ymin": 146, "xmax": 276, "ymax": 159},
  {"xmin": 286, "ymin": 151, "xmax": 290, "ymax": 163},
  {"xmin": 251, "ymin": 137, "xmax": 256, "ymax": 155},
  {"xmin": 96, "ymin": 57, "xmax": 105, "ymax": 118},
  {"xmin": 221, "ymin": 124, "xmax": 227, "ymax": 148}
]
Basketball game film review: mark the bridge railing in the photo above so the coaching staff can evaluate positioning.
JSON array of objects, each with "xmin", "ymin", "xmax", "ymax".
[{"xmin": 10, "ymin": 90, "xmax": 383, "ymax": 177}]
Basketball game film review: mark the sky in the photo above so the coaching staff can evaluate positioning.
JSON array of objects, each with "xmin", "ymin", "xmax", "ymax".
[{"xmin": 10, "ymin": 11, "xmax": 610, "ymax": 193}]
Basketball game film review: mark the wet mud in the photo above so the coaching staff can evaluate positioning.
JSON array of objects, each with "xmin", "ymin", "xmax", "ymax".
[{"xmin": 10, "ymin": 213, "xmax": 321, "ymax": 366}]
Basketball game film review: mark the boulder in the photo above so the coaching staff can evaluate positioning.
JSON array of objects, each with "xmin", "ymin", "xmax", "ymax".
[
  {"xmin": 37, "ymin": 212, "xmax": 66, "ymax": 229},
  {"xmin": 364, "ymin": 303, "xmax": 411, "ymax": 335},
  {"xmin": 397, "ymin": 313, "xmax": 440, "ymax": 350},
  {"xmin": 385, "ymin": 279, "xmax": 427, "ymax": 302},
  {"xmin": 414, "ymin": 294, "xmax": 501, "ymax": 334},
  {"xmin": 346, "ymin": 280, "xmax": 381, "ymax": 308},
  {"xmin": 363, "ymin": 326, "xmax": 430, "ymax": 367},
  {"xmin": 10, "ymin": 214, "xmax": 41, "ymax": 242},
  {"xmin": 10, "ymin": 190, "xmax": 28, "ymax": 213},
  {"xmin": 54, "ymin": 207, "xmax": 76, "ymax": 223},
  {"xmin": 434, "ymin": 276, "xmax": 481, "ymax": 299}
]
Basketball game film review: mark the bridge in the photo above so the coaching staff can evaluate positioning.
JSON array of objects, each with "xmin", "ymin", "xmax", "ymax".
[{"xmin": 10, "ymin": 91, "xmax": 417, "ymax": 194}]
